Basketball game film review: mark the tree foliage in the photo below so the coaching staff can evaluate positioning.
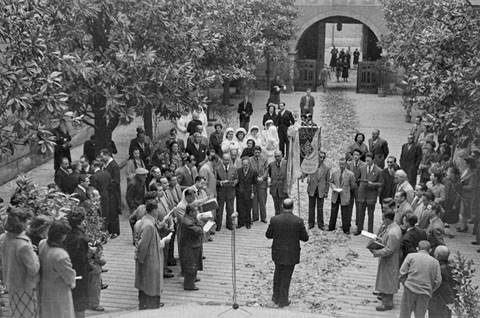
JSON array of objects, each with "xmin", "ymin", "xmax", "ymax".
[
  {"xmin": 381, "ymin": 0, "xmax": 480, "ymax": 146},
  {"xmin": 0, "ymin": 0, "xmax": 298, "ymax": 157}
]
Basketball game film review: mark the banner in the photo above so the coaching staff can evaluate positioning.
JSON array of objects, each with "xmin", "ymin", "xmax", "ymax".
[{"xmin": 299, "ymin": 127, "xmax": 322, "ymax": 174}]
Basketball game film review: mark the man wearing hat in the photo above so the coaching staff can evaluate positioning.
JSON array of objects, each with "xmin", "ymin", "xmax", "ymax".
[
  {"xmin": 266, "ymin": 198, "xmax": 309, "ymax": 308},
  {"xmin": 129, "ymin": 126, "xmax": 153, "ymax": 167},
  {"xmin": 126, "ymin": 167, "xmax": 149, "ymax": 213}
]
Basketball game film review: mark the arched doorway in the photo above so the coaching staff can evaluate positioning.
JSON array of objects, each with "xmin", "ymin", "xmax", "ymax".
[{"xmin": 294, "ymin": 16, "xmax": 382, "ymax": 92}]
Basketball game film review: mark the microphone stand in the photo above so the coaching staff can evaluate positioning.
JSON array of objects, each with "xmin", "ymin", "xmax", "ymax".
[{"xmin": 217, "ymin": 212, "xmax": 251, "ymax": 317}]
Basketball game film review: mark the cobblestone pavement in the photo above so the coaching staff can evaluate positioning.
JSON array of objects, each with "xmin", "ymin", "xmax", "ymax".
[{"xmin": 1, "ymin": 76, "xmax": 479, "ymax": 318}]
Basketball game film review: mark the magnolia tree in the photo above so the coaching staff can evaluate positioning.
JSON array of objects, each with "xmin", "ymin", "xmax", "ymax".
[
  {"xmin": 381, "ymin": 0, "xmax": 480, "ymax": 147},
  {"xmin": 0, "ymin": 0, "xmax": 299, "ymax": 158}
]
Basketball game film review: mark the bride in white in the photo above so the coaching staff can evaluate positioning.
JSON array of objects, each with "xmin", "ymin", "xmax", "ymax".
[
  {"xmin": 221, "ymin": 127, "xmax": 240, "ymax": 154},
  {"xmin": 263, "ymin": 120, "xmax": 279, "ymax": 163}
]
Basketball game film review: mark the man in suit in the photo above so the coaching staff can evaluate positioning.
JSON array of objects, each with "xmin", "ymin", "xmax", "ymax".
[
  {"xmin": 128, "ymin": 126, "xmax": 153, "ymax": 167},
  {"xmin": 399, "ymin": 240, "xmax": 441, "ymax": 318},
  {"xmin": 303, "ymin": 151, "xmax": 330, "ymax": 230},
  {"xmin": 100, "ymin": 148, "xmax": 121, "ymax": 238},
  {"xmin": 395, "ymin": 170, "xmax": 415, "ymax": 204},
  {"xmin": 394, "ymin": 190, "xmax": 413, "ymax": 226},
  {"xmin": 216, "ymin": 153, "xmax": 238, "ymax": 231},
  {"xmin": 368, "ymin": 129, "xmax": 389, "ymax": 169},
  {"xmin": 166, "ymin": 174, "xmax": 183, "ymax": 207},
  {"xmin": 199, "ymin": 155, "xmax": 219, "ymax": 199},
  {"xmin": 379, "ymin": 156, "xmax": 400, "ymax": 208},
  {"xmin": 186, "ymin": 132, "xmax": 208, "ymax": 169},
  {"xmin": 268, "ymin": 151, "xmax": 289, "ymax": 216},
  {"xmin": 72, "ymin": 174, "xmax": 89, "ymax": 203},
  {"xmin": 186, "ymin": 125, "xmax": 209, "ymax": 149},
  {"xmin": 400, "ymin": 134, "xmax": 423, "ymax": 187},
  {"xmin": 355, "ymin": 153, "xmax": 383, "ymax": 234},
  {"xmin": 427, "ymin": 202, "xmax": 445, "ymax": 253},
  {"xmin": 266, "ymin": 198, "xmax": 309, "ymax": 308},
  {"xmin": 236, "ymin": 158, "xmax": 257, "ymax": 229},
  {"xmin": 299, "ymin": 88, "xmax": 315, "ymax": 116},
  {"xmin": 238, "ymin": 95, "xmax": 253, "ymax": 130},
  {"xmin": 400, "ymin": 213, "xmax": 427, "ymax": 263},
  {"xmin": 176, "ymin": 155, "xmax": 198, "ymax": 190},
  {"xmin": 277, "ymin": 102, "xmax": 295, "ymax": 157},
  {"xmin": 89, "ymin": 160, "xmax": 111, "ymax": 224},
  {"xmin": 126, "ymin": 168, "xmax": 148, "ymax": 213},
  {"xmin": 411, "ymin": 116, "xmax": 424, "ymax": 144},
  {"xmin": 249, "ymin": 146, "xmax": 269, "ymax": 223},
  {"xmin": 55, "ymin": 157, "xmax": 72, "ymax": 193},
  {"xmin": 329, "ymin": 157, "xmax": 356, "ymax": 234},
  {"xmin": 79, "ymin": 155, "xmax": 94, "ymax": 175},
  {"xmin": 347, "ymin": 149, "xmax": 365, "ymax": 226}
]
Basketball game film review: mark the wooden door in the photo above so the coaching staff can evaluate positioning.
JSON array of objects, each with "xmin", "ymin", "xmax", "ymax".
[
  {"xmin": 295, "ymin": 60, "xmax": 317, "ymax": 92},
  {"xmin": 357, "ymin": 61, "xmax": 378, "ymax": 94}
]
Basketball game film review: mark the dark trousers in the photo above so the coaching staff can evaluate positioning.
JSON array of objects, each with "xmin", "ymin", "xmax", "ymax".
[
  {"xmin": 167, "ymin": 222, "xmax": 177, "ymax": 263},
  {"xmin": 278, "ymin": 130, "xmax": 289, "ymax": 158},
  {"xmin": 329, "ymin": 198, "xmax": 351, "ymax": 233},
  {"xmin": 138, "ymin": 290, "xmax": 160, "ymax": 310},
  {"xmin": 308, "ymin": 196, "xmax": 324, "ymax": 228},
  {"xmin": 216, "ymin": 189, "xmax": 235, "ymax": 229},
  {"xmin": 356, "ymin": 201, "xmax": 375, "ymax": 233},
  {"xmin": 240, "ymin": 119, "xmax": 250, "ymax": 131},
  {"xmin": 272, "ymin": 196, "xmax": 285, "ymax": 216},
  {"xmin": 238, "ymin": 197, "xmax": 252, "ymax": 226},
  {"xmin": 252, "ymin": 187, "xmax": 267, "ymax": 221},
  {"xmin": 108, "ymin": 196, "xmax": 120, "ymax": 235},
  {"xmin": 273, "ymin": 263, "xmax": 295, "ymax": 306}
]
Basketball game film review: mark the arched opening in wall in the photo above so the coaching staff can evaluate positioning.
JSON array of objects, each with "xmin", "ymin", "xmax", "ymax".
[{"xmin": 295, "ymin": 16, "xmax": 381, "ymax": 92}]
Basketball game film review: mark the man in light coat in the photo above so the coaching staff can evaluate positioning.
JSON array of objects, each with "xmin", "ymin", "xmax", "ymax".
[
  {"xmin": 328, "ymin": 157, "xmax": 356, "ymax": 234},
  {"xmin": 369, "ymin": 209, "xmax": 402, "ymax": 311},
  {"xmin": 134, "ymin": 200, "xmax": 172, "ymax": 309},
  {"xmin": 303, "ymin": 151, "xmax": 330, "ymax": 230}
]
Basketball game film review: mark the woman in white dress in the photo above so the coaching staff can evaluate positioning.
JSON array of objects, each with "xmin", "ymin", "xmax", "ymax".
[
  {"xmin": 246, "ymin": 125, "xmax": 265, "ymax": 149},
  {"xmin": 194, "ymin": 106, "xmax": 209, "ymax": 139},
  {"xmin": 235, "ymin": 128, "xmax": 247, "ymax": 155},
  {"xmin": 263, "ymin": 120, "xmax": 279, "ymax": 163},
  {"xmin": 221, "ymin": 127, "xmax": 240, "ymax": 155},
  {"xmin": 176, "ymin": 109, "xmax": 190, "ymax": 144}
]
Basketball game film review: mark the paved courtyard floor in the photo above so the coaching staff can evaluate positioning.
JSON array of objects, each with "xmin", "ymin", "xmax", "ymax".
[{"xmin": 1, "ymin": 74, "xmax": 479, "ymax": 318}]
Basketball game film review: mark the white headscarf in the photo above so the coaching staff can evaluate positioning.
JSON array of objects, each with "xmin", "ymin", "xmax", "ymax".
[
  {"xmin": 235, "ymin": 128, "xmax": 247, "ymax": 154},
  {"xmin": 221, "ymin": 127, "xmax": 239, "ymax": 154},
  {"xmin": 246, "ymin": 125, "xmax": 264, "ymax": 148}
]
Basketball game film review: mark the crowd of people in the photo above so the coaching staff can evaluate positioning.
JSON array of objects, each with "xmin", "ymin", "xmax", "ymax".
[{"xmin": 0, "ymin": 81, "xmax": 476, "ymax": 317}]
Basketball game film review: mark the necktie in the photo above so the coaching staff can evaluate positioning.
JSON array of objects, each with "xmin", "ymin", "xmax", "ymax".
[
  {"xmin": 244, "ymin": 169, "xmax": 248, "ymax": 175},
  {"xmin": 339, "ymin": 170, "xmax": 343, "ymax": 185},
  {"xmin": 225, "ymin": 164, "xmax": 228, "ymax": 171}
]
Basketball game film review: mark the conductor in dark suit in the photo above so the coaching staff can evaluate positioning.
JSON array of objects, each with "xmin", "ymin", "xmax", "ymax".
[
  {"xmin": 236, "ymin": 157, "xmax": 257, "ymax": 229},
  {"xmin": 266, "ymin": 198, "xmax": 309, "ymax": 308},
  {"xmin": 299, "ymin": 88, "xmax": 315, "ymax": 116},
  {"xmin": 400, "ymin": 135, "xmax": 423, "ymax": 187},
  {"xmin": 277, "ymin": 102, "xmax": 295, "ymax": 157}
]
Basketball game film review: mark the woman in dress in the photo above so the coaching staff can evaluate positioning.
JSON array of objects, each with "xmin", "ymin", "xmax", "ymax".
[
  {"xmin": 442, "ymin": 166, "xmax": 462, "ymax": 238},
  {"xmin": 64, "ymin": 208, "xmax": 91, "ymax": 318},
  {"xmin": 341, "ymin": 58, "xmax": 349, "ymax": 82},
  {"xmin": 329, "ymin": 46, "xmax": 338, "ymax": 71},
  {"xmin": 246, "ymin": 126, "xmax": 264, "ymax": 149},
  {"xmin": 221, "ymin": 128, "xmax": 240, "ymax": 155},
  {"xmin": 263, "ymin": 120, "xmax": 279, "ymax": 163},
  {"xmin": 235, "ymin": 128, "xmax": 247, "ymax": 155},
  {"xmin": 427, "ymin": 172, "xmax": 446, "ymax": 205},
  {"xmin": 419, "ymin": 140, "xmax": 437, "ymax": 184},
  {"xmin": 345, "ymin": 133, "xmax": 368, "ymax": 161},
  {"xmin": 176, "ymin": 109, "xmax": 190, "ymax": 145},
  {"xmin": 2, "ymin": 207, "xmax": 39, "ymax": 318},
  {"xmin": 39, "ymin": 220, "xmax": 76, "ymax": 318},
  {"xmin": 262, "ymin": 104, "xmax": 278, "ymax": 127},
  {"xmin": 126, "ymin": 148, "xmax": 146, "ymax": 183}
]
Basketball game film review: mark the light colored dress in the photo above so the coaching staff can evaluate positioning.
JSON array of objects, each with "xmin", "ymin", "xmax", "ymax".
[{"xmin": 264, "ymin": 125, "xmax": 279, "ymax": 163}]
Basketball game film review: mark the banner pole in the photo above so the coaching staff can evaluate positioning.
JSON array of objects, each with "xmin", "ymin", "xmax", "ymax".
[{"xmin": 297, "ymin": 178, "xmax": 301, "ymax": 217}]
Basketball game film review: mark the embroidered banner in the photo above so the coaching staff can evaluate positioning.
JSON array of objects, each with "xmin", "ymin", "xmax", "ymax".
[{"xmin": 299, "ymin": 127, "xmax": 322, "ymax": 174}]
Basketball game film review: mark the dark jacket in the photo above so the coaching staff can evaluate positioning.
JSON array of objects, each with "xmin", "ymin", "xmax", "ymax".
[
  {"xmin": 64, "ymin": 227, "xmax": 90, "ymax": 312},
  {"xmin": 126, "ymin": 177, "xmax": 146, "ymax": 212},
  {"xmin": 89, "ymin": 169, "xmax": 111, "ymax": 219},
  {"xmin": 128, "ymin": 138, "xmax": 152, "ymax": 163},
  {"xmin": 72, "ymin": 186, "xmax": 88, "ymax": 203},
  {"xmin": 179, "ymin": 214, "xmax": 203, "ymax": 273},
  {"xmin": 236, "ymin": 167, "xmax": 257, "ymax": 200},
  {"xmin": 54, "ymin": 168, "xmax": 71, "ymax": 194},
  {"xmin": 277, "ymin": 110, "xmax": 295, "ymax": 133},
  {"xmin": 400, "ymin": 142, "xmax": 423, "ymax": 182},
  {"xmin": 186, "ymin": 142, "xmax": 207, "ymax": 168},
  {"xmin": 268, "ymin": 160, "xmax": 288, "ymax": 198},
  {"xmin": 238, "ymin": 101, "xmax": 253, "ymax": 122},
  {"xmin": 266, "ymin": 212, "xmax": 309, "ymax": 265},
  {"xmin": 262, "ymin": 112, "xmax": 279, "ymax": 127},
  {"xmin": 187, "ymin": 119, "xmax": 202, "ymax": 135},
  {"xmin": 104, "ymin": 159, "xmax": 121, "ymax": 214},
  {"xmin": 400, "ymin": 226, "xmax": 427, "ymax": 262}
]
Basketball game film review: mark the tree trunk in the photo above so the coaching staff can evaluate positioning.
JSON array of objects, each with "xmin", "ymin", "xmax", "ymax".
[
  {"xmin": 143, "ymin": 105, "xmax": 153, "ymax": 139},
  {"xmin": 223, "ymin": 78, "xmax": 231, "ymax": 106},
  {"xmin": 92, "ymin": 97, "xmax": 119, "ymax": 156}
]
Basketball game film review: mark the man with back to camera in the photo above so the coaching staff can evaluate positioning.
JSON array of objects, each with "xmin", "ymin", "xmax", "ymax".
[{"xmin": 266, "ymin": 198, "xmax": 309, "ymax": 308}]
